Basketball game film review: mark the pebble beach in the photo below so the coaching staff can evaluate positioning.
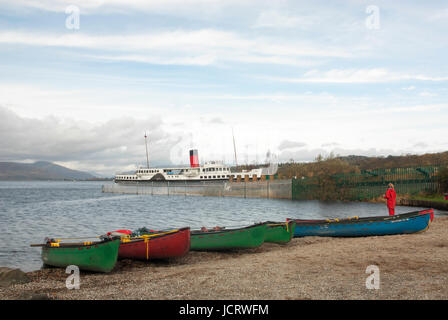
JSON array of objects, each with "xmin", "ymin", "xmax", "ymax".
[{"xmin": 1, "ymin": 216, "xmax": 447, "ymax": 300}]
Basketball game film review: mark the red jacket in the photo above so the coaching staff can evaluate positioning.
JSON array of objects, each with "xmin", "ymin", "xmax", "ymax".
[{"xmin": 384, "ymin": 188, "xmax": 396, "ymax": 208}]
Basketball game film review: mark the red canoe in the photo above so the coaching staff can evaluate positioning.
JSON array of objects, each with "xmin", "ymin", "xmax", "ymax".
[{"xmin": 118, "ymin": 227, "xmax": 190, "ymax": 260}]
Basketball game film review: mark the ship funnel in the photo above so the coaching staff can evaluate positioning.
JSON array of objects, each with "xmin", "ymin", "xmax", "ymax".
[{"xmin": 189, "ymin": 149, "xmax": 199, "ymax": 168}]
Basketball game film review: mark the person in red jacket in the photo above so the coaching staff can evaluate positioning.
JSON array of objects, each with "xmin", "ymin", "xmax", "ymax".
[{"xmin": 384, "ymin": 183, "xmax": 396, "ymax": 216}]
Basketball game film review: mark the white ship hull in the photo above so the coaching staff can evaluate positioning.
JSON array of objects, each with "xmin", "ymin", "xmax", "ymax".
[{"xmin": 114, "ymin": 149, "xmax": 277, "ymax": 183}]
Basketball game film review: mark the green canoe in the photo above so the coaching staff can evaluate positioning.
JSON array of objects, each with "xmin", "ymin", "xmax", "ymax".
[
  {"xmin": 39, "ymin": 238, "xmax": 120, "ymax": 273},
  {"xmin": 264, "ymin": 221, "xmax": 296, "ymax": 244},
  {"xmin": 190, "ymin": 223, "xmax": 267, "ymax": 251}
]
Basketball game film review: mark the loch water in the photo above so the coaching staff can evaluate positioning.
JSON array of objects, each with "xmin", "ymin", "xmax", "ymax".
[{"xmin": 1, "ymin": 181, "xmax": 446, "ymax": 272}]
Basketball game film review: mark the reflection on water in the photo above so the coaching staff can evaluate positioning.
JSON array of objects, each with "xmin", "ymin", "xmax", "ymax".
[{"xmin": 0, "ymin": 181, "xmax": 446, "ymax": 272}]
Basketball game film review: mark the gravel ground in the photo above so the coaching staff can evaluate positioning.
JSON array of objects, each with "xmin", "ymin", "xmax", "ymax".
[{"xmin": 1, "ymin": 217, "xmax": 447, "ymax": 300}]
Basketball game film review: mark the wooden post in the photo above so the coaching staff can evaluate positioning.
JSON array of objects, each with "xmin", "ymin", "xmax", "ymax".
[
  {"xmin": 244, "ymin": 180, "xmax": 247, "ymax": 198},
  {"xmin": 267, "ymin": 180, "xmax": 270, "ymax": 199}
]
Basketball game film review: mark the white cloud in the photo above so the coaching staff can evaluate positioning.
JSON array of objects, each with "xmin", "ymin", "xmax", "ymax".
[
  {"xmin": 0, "ymin": 105, "xmax": 182, "ymax": 175},
  {"xmin": 278, "ymin": 140, "xmax": 307, "ymax": 150},
  {"xmin": 263, "ymin": 68, "xmax": 448, "ymax": 83},
  {"xmin": 253, "ymin": 11, "xmax": 311, "ymax": 29},
  {"xmin": 428, "ymin": 8, "xmax": 448, "ymax": 21},
  {"xmin": 419, "ymin": 90, "xmax": 438, "ymax": 97},
  {"xmin": 1, "ymin": 0, "xmax": 246, "ymax": 14},
  {"xmin": 0, "ymin": 30, "xmax": 352, "ymax": 67}
]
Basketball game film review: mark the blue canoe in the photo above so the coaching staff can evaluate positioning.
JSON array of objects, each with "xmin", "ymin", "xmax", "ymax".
[{"xmin": 287, "ymin": 209, "xmax": 434, "ymax": 237}]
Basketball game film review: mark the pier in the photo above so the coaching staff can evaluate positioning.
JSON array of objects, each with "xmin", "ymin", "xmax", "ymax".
[{"xmin": 102, "ymin": 180, "xmax": 292, "ymax": 199}]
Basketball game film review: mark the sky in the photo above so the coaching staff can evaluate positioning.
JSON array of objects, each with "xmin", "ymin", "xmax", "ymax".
[{"xmin": 0, "ymin": 0, "xmax": 447, "ymax": 176}]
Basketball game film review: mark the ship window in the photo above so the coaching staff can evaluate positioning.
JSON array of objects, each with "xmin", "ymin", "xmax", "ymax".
[{"xmin": 213, "ymin": 175, "xmax": 216, "ymax": 178}]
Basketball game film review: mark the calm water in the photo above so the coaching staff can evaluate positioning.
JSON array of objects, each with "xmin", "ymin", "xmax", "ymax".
[{"xmin": 1, "ymin": 181, "xmax": 446, "ymax": 272}]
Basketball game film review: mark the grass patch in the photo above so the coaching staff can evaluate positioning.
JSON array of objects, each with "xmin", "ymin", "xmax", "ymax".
[{"xmin": 409, "ymin": 193, "xmax": 447, "ymax": 203}]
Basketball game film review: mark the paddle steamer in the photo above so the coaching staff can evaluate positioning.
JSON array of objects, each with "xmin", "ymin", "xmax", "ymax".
[{"xmin": 114, "ymin": 149, "xmax": 277, "ymax": 183}]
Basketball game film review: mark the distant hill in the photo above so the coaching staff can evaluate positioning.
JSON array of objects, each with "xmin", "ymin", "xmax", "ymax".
[
  {"xmin": 337, "ymin": 151, "xmax": 448, "ymax": 170},
  {"xmin": 278, "ymin": 151, "xmax": 448, "ymax": 179},
  {"xmin": 0, "ymin": 161, "xmax": 97, "ymax": 181}
]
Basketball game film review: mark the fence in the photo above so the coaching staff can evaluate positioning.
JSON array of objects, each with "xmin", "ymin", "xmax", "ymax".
[
  {"xmin": 292, "ymin": 166, "xmax": 441, "ymax": 201},
  {"xmin": 102, "ymin": 180, "xmax": 292, "ymax": 199}
]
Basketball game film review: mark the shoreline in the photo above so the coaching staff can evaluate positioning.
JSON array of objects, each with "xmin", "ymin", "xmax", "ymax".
[
  {"xmin": 1, "ymin": 217, "xmax": 447, "ymax": 300},
  {"xmin": 367, "ymin": 195, "xmax": 448, "ymax": 211}
]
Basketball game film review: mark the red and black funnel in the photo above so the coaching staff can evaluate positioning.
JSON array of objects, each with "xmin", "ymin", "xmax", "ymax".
[{"xmin": 189, "ymin": 149, "xmax": 199, "ymax": 168}]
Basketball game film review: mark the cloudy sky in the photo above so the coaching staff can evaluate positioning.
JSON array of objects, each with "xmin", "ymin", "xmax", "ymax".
[{"xmin": 0, "ymin": 0, "xmax": 447, "ymax": 176}]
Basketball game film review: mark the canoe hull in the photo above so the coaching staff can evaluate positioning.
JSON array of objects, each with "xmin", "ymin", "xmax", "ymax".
[
  {"xmin": 190, "ymin": 223, "xmax": 267, "ymax": 251},
  {"xmin": 118, "ymin": 228, "xmax": 190, "ymax": 260},
  {"xmin": 41, "ymin": 239, "xmax": 120, "ymax": 273},
  {"xmin": 264, "ymin": 221, "xmax": 296, "ymax": 244},
  {"xmin": 290, "ymin": 209, "xmax": 433, "ymax": 237}
]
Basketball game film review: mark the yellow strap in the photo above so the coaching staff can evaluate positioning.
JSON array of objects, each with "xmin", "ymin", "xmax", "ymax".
[
  {"xmin": 130, "ymin": 229, "xmax": 179, "ymax": 240},
  {"xmin": 146, "ymin": 238, "xmax": 149, "ymax": 260},
  {"xmin": 266, "ymin": 222, "xmax": 290, "ymax": 232},
  {"xmin": 50, "ymin": 243, "xmax": 60, "ymax": 247}
]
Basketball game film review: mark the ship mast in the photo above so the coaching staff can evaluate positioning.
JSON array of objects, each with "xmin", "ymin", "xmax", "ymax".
[
  {"xmin": 232, "ymin": 127, "xmax": 238, "ymax": 169},
  {"xmin": 144, "ymin": 132, "xmax": 150, "ymax": 168}
]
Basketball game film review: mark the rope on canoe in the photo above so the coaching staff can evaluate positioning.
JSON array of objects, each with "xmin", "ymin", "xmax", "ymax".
[
  {"xmin": 324, "ymin": 216, "xmax": 359, "ymax": 223},
  {"xmin": 49, "ymin": 236, "xmax": 101, "ymax": 241},
  {"xmin": 123, "ymin": 229, "xmax": 180, "ymax": 241}
]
